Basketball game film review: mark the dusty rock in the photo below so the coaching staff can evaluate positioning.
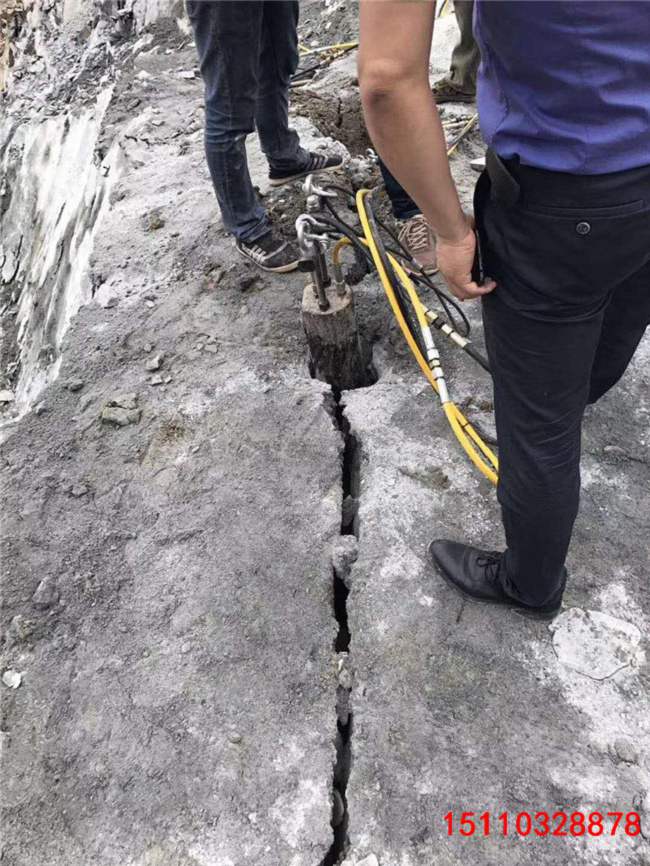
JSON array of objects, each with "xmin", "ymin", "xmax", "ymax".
[
  {"xmin": 145, "ymin": 211, "xmax": 165, "ymax": 232},
  {"xmin": 341, "ymin": 494, "xmax": 358, "ymax": 530},
  {"xmin": 31, "ymin": 576, "xmax": 59, "ymax": 610},
  {"xmin": 66, "ymin": 379, "xmax": 84, "ymax": 392},
  {"xmin": 2, "ymin": 670, "xmax": 22, "ymax": 689},
  {"xmin": 357, "ymin": 856, "xmax": 379, "ymax": 866},
  {"xmin": 614, "ymin": 737, "xmax": 639, "ymax": 765},
  {"xmin": 331, "ymin": 788, "xmax": 345, "ymax": 827},
  {"xmin": 6, "ymin": 615, "xmax": 33, "ymax": 644},
  {"xmin": 149, "ymin": 375, "xmax": 164, "ymax": 386},
  {"xmin": 550, "ymin": 609, "xmax": 642, "ymax": 679},
  {"xmin": 332, "ymin": 535, "xmax": 359, "ymax": 586},
  {"xmin": 101, "ymin": 406, "xmax": 141, "ymax": 426},
  {"xmin": 0, "ymin": 389, "xmax": 15, "ymax": 403},
  {"xmin": 145, "ymin": 353, "xmax": 164, "ymax": 372}
]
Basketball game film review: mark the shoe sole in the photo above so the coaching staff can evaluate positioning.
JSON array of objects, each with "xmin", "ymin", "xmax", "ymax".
[
  {"xmin": 268, "ymin": 161, "xmax": 343, "ymax": 188},
  {"xmin": 235, "ymin": 246, "xmax": 299, "ymax": 273},
  {"xmin": 429, "ymin": 551, "xmax": 561, "ymax": 621}
]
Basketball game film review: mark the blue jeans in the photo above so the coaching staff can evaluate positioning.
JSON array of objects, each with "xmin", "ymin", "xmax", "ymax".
[
  {"xmin": 378, "ymin": 159, "xmax": 420, "ymax": 221},
  {"xmin": 187, "ymin": 1, "xmax": 310, "ymax": 242}
]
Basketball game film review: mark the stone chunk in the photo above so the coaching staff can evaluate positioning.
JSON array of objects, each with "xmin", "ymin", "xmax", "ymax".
[
  {"xmin": 101, "ymin": 393, "xmax": 141, "ymax": 426},
  {"xmin": 332, "ymin": 535, "xmax": 359, "ymax": 587},
  {"xmin": 145, "ymin": 353, "xmax": 164, "ymax": 372},
  {"xmin": 101, "ymin": 406, "xmax": 141, "ymax": 426},
  {"xmin": 32, "ymin": 576, "xmax": 59, "ymax": 610}
]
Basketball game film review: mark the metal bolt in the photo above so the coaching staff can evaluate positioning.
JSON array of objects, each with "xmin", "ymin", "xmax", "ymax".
[{"xmin": 576, "ymin": 221, "xmax": 591, "ymax": 235}]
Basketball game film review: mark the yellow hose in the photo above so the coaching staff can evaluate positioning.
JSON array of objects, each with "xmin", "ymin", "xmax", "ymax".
[
  {"xmin": 354, "ymin": 189, "xmax": 499, "ymax": 485},
  {"xmin": 299, "ymin": 41, "xmax": 358, "ymax": 57}
]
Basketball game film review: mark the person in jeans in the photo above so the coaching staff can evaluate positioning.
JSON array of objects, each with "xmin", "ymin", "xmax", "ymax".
[
  {"xmin": 379, "ymin": 160, "xmax": 437, "ymax": 275},
  {"xmin": 186, "ymin": 1, "xmax": 343, "ymax": 273},
  {"xmin": 359, "ymin": 0, "xmax": 650, "ymax": 617},
  {"xmin": 432, "ymin": 0, "xmax": 479, "ymax": 104}
]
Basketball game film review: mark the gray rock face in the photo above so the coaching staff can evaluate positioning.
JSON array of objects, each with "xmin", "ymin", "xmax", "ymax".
[{"xmin": 342, "ymin": 371, "xmax": 650, "ymax": 865}]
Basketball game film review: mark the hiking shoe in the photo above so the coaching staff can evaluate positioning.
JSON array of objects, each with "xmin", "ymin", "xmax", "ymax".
[
  {"xmin": 428, "ymin": 540, "xmax": 564, "ymax": 620},
  {"xmin": 431, "ymin": 77, "xmax": 475, "ymax": 104},
  {"xmin": 398, "ymin": 214, "xmax": 437, "ymax": 275},
  {"xmin": 268, "ymin": 151, "xmax": 344, "ymax": 187},
  {"xmin": 235, "ymin": 230, "xmax": 299, "ymax": 273}
]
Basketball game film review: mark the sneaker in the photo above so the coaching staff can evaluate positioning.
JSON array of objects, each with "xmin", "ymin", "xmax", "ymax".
[
  {"xmin": 428, "ymin": 539, "xmax": 564, "ymax": 619},
  {"xmin": 431, "ymin": 77, "xmax": 475, "ymax": 104},
  {"xmin": 398, "ymin": 214, "xmax": 437, "ymax": 275},
  {"xmin": 235, "ymin": 230, "xmax": 300, "ymax": 273},
  {"xmin": 268, "ymin": 151, "xmax": 344, "ymax": 187}
]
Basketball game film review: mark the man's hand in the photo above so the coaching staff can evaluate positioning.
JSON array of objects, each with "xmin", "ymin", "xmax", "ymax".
[{"xmin": 436, "ymin": 216, "xmax": 497, "ymax": 301}]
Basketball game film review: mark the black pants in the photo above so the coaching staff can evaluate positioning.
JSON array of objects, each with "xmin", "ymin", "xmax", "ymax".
[
  {"xmin": 476, "ymin": 158, "xmax": 650, "ymax": 606},
  {"xmin": 379, "ymin": 159, "xmax": 420, "ymax": 221}
]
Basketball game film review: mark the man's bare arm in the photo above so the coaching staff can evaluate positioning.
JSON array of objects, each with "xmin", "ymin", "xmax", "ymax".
[{"xmin": 358, "ymin": 0, "xmax": 495, "ymax": 300}]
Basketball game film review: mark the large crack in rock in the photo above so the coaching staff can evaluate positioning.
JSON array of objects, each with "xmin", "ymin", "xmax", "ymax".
[{"xmin": 0, "ymin": 3, "xmax": 360, "ymax": 862}]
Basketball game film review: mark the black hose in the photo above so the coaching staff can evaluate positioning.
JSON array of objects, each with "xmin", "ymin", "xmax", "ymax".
[
  {"xmin": 362, "ymin": 194, "xmax": 428, "ymax": 358},
  {"xmin": 373, "ymin": 213, "xmax": 471, "ymax": 337}
]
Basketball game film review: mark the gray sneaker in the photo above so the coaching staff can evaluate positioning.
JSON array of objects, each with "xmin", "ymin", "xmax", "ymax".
[
  {"xmin": 236, "ymin": 230, "xmax": 299, "ymax": 273},
  {"xmin": 268, "ymin": 151, "xmax": 344, "ymax": 187},
  {"xmin": 398, "ymin": 214, "xmax": 437, "ymax": 275}
]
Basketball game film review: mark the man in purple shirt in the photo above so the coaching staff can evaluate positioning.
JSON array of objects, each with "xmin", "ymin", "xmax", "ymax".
[{"xmin": 358, "ymin": 1, "xmax": 650, "ymax": 617}]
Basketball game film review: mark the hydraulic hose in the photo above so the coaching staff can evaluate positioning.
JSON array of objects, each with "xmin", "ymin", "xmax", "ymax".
[{"xmin": 355, "ymin": 189, "xmax": 499, "ymax": 485}]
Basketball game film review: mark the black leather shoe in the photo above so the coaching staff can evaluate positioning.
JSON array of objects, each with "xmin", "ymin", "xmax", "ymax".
[{"xmin": 428, "ymin": 540, "xmax": 563, "ymax": 620}]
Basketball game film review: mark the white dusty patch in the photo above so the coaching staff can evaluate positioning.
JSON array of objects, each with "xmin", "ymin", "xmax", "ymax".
[
  {"xmin": 269, "ymin": 778, "xmax": 327, "ymax": 848},
  {"xmin": 1, "ymin": 88, "xmax": 119, "ymax": 418},
  {"xmin": 516, "ymin": 602, "xmax": 649, "ymax": 865},
  {"xmin": 550, "ymin": 608, "xmax": 643, "ymax": 681}
]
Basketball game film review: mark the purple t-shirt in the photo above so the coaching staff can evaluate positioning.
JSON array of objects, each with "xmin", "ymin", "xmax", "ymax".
[{"xmin": 474, "ymin": 0, "xmax": 650, "ymax": 174}]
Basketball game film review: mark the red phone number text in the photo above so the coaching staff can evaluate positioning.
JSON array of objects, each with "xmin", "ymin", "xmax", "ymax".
[{"xmin": 444, "ymin": 810, "xmax": 642, "ymax": 837}]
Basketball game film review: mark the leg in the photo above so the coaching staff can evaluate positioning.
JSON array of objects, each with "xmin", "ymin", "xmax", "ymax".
[
  {"xmin": 255, "ymin": 1, "xmax": 310, "ymax": 172},
  {"xmin": 379, "ymin": 159, "xmax": 420, "ymax": 221},
  {"xmin": 448, "ymin": 0, "xmax": 479, "ymax": 93},
  {"xmin": 187, "ymin": 0, "xmax": 270, "ymax": 242},
  {"xmin": 482, "ymin": 290, "xmax": 604, "ymax": 606},
  {"xmin": 588, "ymin": 259, "xmax": 650, "ymax": 403}
]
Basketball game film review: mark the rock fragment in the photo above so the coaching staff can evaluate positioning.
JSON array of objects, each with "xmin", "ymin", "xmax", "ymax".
[
  {"xmin": 614, "ymin": 737, "xmax": 639, "ymax": 764},
  {"xmin": 101, "ymin": 393, "xmax": 141, "ymax": 426},
  {"xmin": 6, "ymin": 615, "xmax": 35, "ymax": 646},
  {"xmin": 2, "ymin": 670, "xmax": 22, "ymax": 689},
  {"xmin": 357, "ymin": 856, "xmax": 379, "ymax": 866},
  {"xmin": 332, "ymin": 535, "xmax": 359, "ymax": 587},
  {"xmin": 32, "ymin": 575, "xmax": 59, "ymax": 609},
  {"xmin": 341, "ymin": 495, "xmax": 358, "ymax": 531},
  {"xmin": 331, "ymin": 789, "xmax": 345, "ymax": 827},
  {"xmin": 0, "ymin": 390, "xmax": 15, "ymax": 403},
  {"xmin": 66, "ymin": 378, "xmax": 84, "ymax": 392},
  {"xmin": 145, "ymin": 353, "xmax": 164, "ymax": 372},
  {"xmin": 145, "ymin": 210, "xmax": 165, "ymax": 231}
]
